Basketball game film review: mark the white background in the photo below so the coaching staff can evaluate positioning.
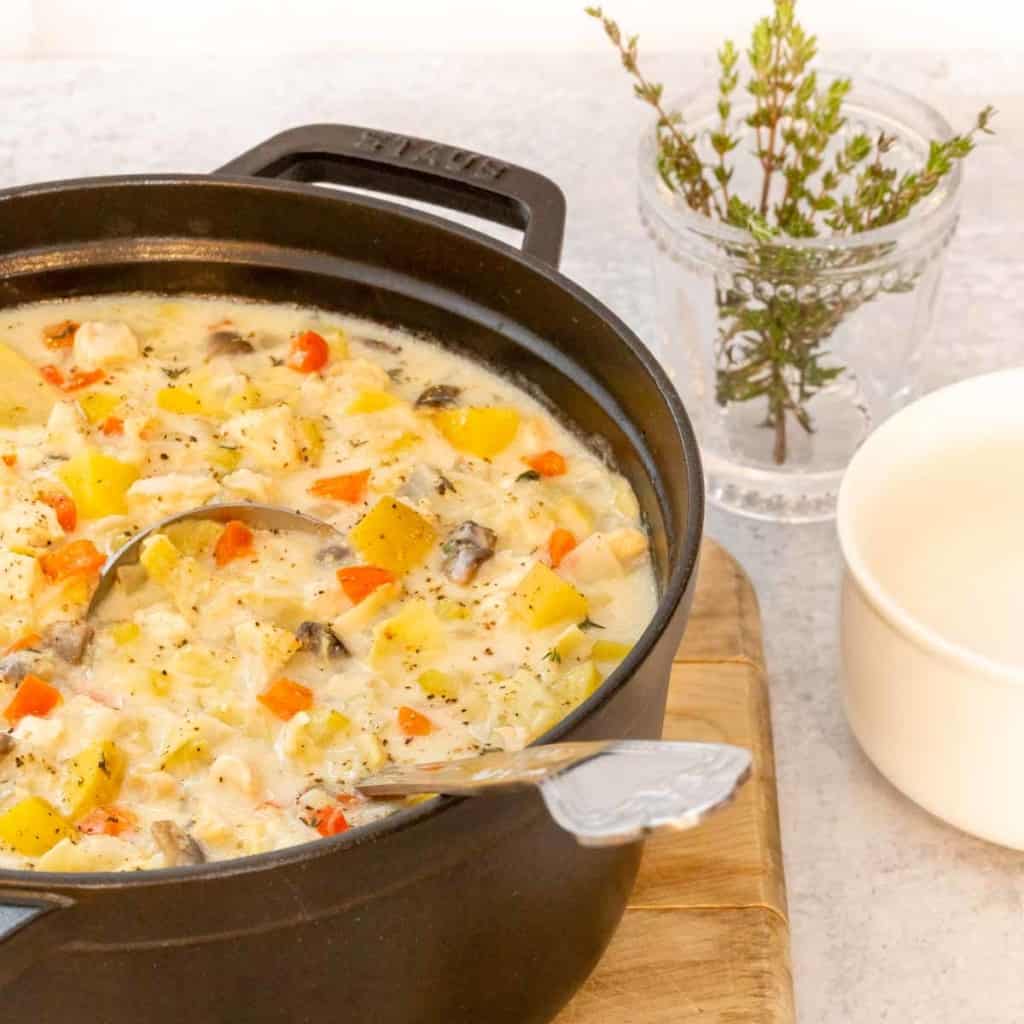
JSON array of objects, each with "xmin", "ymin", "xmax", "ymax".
[{"xmin": 0, "ymin": 0, "xmax": 1021, "ymax": 56}]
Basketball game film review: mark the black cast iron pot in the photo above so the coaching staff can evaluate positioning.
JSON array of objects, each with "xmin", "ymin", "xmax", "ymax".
[{"xmin": 0, "ymin": 124, "xmax": 703, "ymax": 1024}]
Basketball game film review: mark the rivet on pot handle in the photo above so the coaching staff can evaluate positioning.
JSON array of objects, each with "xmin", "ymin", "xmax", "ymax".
[{"xmin": 215, "ymin": 123, "xmax": 567, "ymax": 269}]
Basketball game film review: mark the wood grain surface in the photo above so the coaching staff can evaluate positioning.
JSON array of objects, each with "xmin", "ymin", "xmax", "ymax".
[{"xmin": 556, "ymin": 538, "xmax": 794, "ymax": 1023}]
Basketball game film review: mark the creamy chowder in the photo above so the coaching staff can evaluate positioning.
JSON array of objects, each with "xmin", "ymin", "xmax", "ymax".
[{"xmin": 0, "ymin": 295, "xmax": 657, "ymax": 871}]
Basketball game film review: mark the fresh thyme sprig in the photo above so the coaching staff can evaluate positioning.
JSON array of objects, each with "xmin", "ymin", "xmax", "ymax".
[{"xmin": 587, "ymin": 1, "xmax": 994, "ymax": 464}]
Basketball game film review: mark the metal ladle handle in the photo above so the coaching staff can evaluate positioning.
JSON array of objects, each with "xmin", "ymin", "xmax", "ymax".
[{"xmin": 358, "ymin": 740, "xmax": 752, "ymax": 847}]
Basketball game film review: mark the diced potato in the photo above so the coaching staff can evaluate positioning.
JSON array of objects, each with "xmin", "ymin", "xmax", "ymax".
[
  {"xmin": 38, "ymin": 834, "xmax": 136, "ymax": 872},
  {"xmin": 296, "ymin": 417, "xmax": 324, "ymax": 465},
  {"xmin": 417, "ymin": 669, "xmax": 460, "ymax": 699},
  {"xmin": 223, "ymin": 380, "xmax": 261, "ymax": 415},
  {"xmin": 508, "ymin": 563, "xmax": 588, "ymax": 630},
  {"xmin": 386, "ymin": 431, "xmax": 421, "ymax": 454},
  {"xmin": 58, "ymin": 448, "xmax": 140, "ymax": 518},
  {"xmin": 353, "ymin": 732, "xmax": 387, "ymax": 771},
  {"xmin": 434, "ymin": 407, "xmax": 520, "ymax": 458},
  {"xmin": 161, "ymin": 734, "xmax": 211, "ymax": 773},
  {"xmin": 73, "ymin": 321, "xmax": 138, "ymax": 368},
  {"xmin": 559, "ymin": 533, "xmax": 624, "ymax": 584},
  {"xmin": 221, "ymin": 468, "xmax": 273, "ymax": 502},
  {"xmin": 554, "ymin": 495, "xmax": 595, "ymax": 538},
  {"xmin": 163, "ymin": 519, "xmax": 223, "ymax": 559},
  {"xmin": 0, "ymin": 796, "xmax": 75, "ymax": 856},
  {"xmin": 591, "ymin": 639, "xmax": 633, "ymax": 663},
  {"xmin": 220, "ymin": 404, "xmax": 300, "ymax": 472},
  {"xmin": 139, "ymin": 533, "xmax": 181, "ymax": 584},
  {"xmin": 78, "ymin": 389, "xmax": 121, "ymax": 425},
  {"xmin": 607, "ymin": 527, "xmax": 649, "ymax": 568},
  {"xmin": 126, "ymin": 473, "xmax": 219, "ymax": 517},
  {"xmin": 156, "ymin": 384, "xmax": 211, "ymax": 418},
  {"xmin": 111, "ymin": 621, "xmax": 141, "ymax": 645},
  {"xmin": 349, "ymin": 497, "xmax": 436, "ymax": 574},
  {"xmin": 0, "ymin": 342, "xmax": 56, "ymax": 427},
  {"xmin": 560, "ymin": 660, "xmax": 603, "ymax": 705},
  {"xmin": 170, "ymin": 644, "xmax": 235, "ymax": 689},
  {"xmin": 0, "ymin": 547, "xmax": 40, "ymax": 603},
  {"xmin": 347, "ymin": 389, "xmax": 400, "ymax": 415},
  {"xmin": 208, "ymin": 444, "xmax": 242, "ymax": 473},
  {"xmin": 332, "ymin": 580, "xmax": 401, "ymax": 638},
  {"xmin": 64, "ymin": 740, "xmax": 127, "ymax": 819},
  {"xmin": 0, "ymin": 500, "xmax": 62, "ymax": 551},
  {"xmin": 370, "ymin": 599, "xmax": 441, "ymax": 667},
  {"xmin": 325, "ymin": 328, "xmax": 349, "ymax": 359},
  {"xmin": 234, "ymin": 619, "xmax": 301, "ymax": 680},
  {"xmin": 436, "ymin": 597, "xmax": 470, "ymax": 621},
  {"xmin": 308, "ymin": 708, "xmax": 351, "ymax": 744},
  {"xmin": 552, "ymin": 625, "xmax": 589, "ymax": 662}
]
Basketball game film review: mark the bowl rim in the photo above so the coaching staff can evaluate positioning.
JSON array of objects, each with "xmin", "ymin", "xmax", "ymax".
[
  {"xmin": 0, "ymin": 171, "xmax": 704, "ymax": 889},
  {"xmin": 837, "ymin": 367, "xmax": 1024, "ymax": 686}
]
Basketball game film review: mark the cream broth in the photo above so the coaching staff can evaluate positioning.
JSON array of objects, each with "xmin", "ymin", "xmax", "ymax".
[{"xmin": 0, "ymin": 295, "xmax": 657, "ymax": 871}]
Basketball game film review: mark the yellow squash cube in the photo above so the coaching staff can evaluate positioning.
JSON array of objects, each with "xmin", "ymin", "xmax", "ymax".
[
  {"xmin": 434, "ymin": 407, "xmax": 520, "ymax": 459},
  {"xmin": 347, "ymin": 389, "xmax": 400, "ymax": 415},
  {"xmin": 110, "ymin": 621, "xmax": 141, "ymax": 646},
  {"xmin": 0, "ymin": 342, "xmax": 56, "ymax": 427},
  {"xmin": 508, "ymin": 563, "xmax": 588, "ymax": 630},
  {"xmin": 64, "ymin": 740, "xmax": 127, "ymax": 820},
  {"xmin": 560, "ymin": 660, "xmax": 603, "ymax": 705},
  {"xmin": 0, "ymin": 797, "xmax": 75, "ymax": 856},
  {"xmin": 418, "ymin": 668, "xmax": 460, "ymax": 699},
  {"xmin": 139, "ymin": 533, "xmax": 181, "ymax": 584},
  {"xmin": 370, "ymin": 599, "xmax": 441, "ymax": 667},
  {"xmin": 350, "ymin": 497, "xmax": 436, "ymax": 574},
  {"xmin": 591, "ymin": 639, "xmax": 633, "ymax": 663},
  {"xmin": 58, "ymin": 448, "xmax": 140, "ymax": 519},
  {"xmin": 78, "ymin": 389, "xmax": 121, "ymax": 425},
  {"xmin": 162, "ymin": 519, "xmax": 223, "ymax": 559}
]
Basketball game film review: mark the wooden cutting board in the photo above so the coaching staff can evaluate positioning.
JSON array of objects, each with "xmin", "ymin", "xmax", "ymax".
[{"xmin": 556, "ymin": 538, "xmax": 794, "ymax": 1024}]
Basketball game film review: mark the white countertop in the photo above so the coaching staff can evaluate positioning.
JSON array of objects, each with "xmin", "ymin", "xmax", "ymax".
[{"xmin": 3, "ymin": 49, "xmax": 1022, "ymax": 1022}]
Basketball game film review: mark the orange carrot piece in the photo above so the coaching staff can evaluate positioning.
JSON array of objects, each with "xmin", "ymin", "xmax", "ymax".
[
  {"xmin": 337, "ymin": 565, "xmax": 395, "ymax": 604},
  {"xmin": 398, "ymin": 706, "xmax": 433, "ymax": 737},
  {"xmin": 308, "ymin": 469, "xmax": 370, "ymax": 504},
  {"xmin": 525, "ymin": 450, "xmax": 567, "ymax": 477},
  {"xmin": 3, "ymin": 632, "xmax": 41, "ymax": 656},
  {"xmin": 213, "ymin": 520, "xmax": 254, "ymax": 567},
  {"xmin": 39, "ymin": 491, "xmax": 77, "ymax": 532},
  {"xmin": 258, "ymin": 678, "xmax": 314, "ymax": 721},
  {"xmin": 548, "ymin": 528, "xmax": 577, "ymax": 568},
  {"xmin": 40, "ymin": 539, "xmax": 105, "ymax": 581},
  {"xmin": 43, "ymin": 320, "xmax": 79, "ymax": 349},
  {"xmin": 314, "ymin": 805, "xmax": 351, "ymax": 837},
  {"xmin": 3, "ymin": 674, "xmax": 61, "ymax": 724},
  {"xmin": 77, "ymin": 805, "xmax": 137, "ymax": 836},
  {"xmin": 2, "ymin": 455, "xmax": 16, "ymax": 467},
  {"xmin": 286, "ymin": 331, "xmax": 329, "ymax": 373},
  {"xmin": 100, "ymin": 416, "xmax": 124, "ymax": 436}
]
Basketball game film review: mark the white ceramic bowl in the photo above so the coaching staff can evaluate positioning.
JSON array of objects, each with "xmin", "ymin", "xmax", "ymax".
[{"xmin": 837, "ymin": 368, "xmax": 1024, "ymax": 848}]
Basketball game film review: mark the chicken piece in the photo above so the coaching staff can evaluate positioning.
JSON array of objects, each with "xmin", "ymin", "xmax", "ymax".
[{"xmin": 73, "ymin": 321, "xmax": 139, "ymax": 368}]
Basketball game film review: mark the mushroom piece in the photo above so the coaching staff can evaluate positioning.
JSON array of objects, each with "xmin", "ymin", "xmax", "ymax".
[
  {"xmin": 0, "ymin": 650, "xmax": 52, "ymax": 684},
  {"xmin": 206, "ymin": 330, "xmax": 255, "ymax": 359},
  {"xmin": 441, "ymin": 521, "xmax": 497, "ymax": 585},
  {"xmin": 0, "ymin": 733, "xmax": 13, "ymax": 757},
  {"xmin": 151, "ymin": 820, "xmax": 206, "ymax": 866},
  {"xmin": 356, "ymin": 336, "xmax": 403, "ymax": 355},
  {"xmin": 414, "ymin": 384, "xmax": 461, "ymax": 409},
  {"xmin": 43, "ymin": 621, "xmax": 94, "ymax": 665},
  {"xmin": 314, "ymin": 543, "xmax": 351, "ymax": 567},
  {"xmin": 295, "ymin": 621, "xmax": 348, "ymax": 661}
]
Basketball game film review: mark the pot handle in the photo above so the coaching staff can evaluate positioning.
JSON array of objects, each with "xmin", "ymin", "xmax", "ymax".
[
  {"xmin": 0, "ymin": 894, "xmax": 73, "ymax": 987},
  {"xmin": 215, "ymin": 123, "xmax": 566, "ymax": 268}
]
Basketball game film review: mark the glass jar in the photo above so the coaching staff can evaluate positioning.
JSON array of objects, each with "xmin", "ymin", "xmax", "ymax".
[{"xmin": 639, "ymin": 73, "xmax": 961, "ymax": 522}]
